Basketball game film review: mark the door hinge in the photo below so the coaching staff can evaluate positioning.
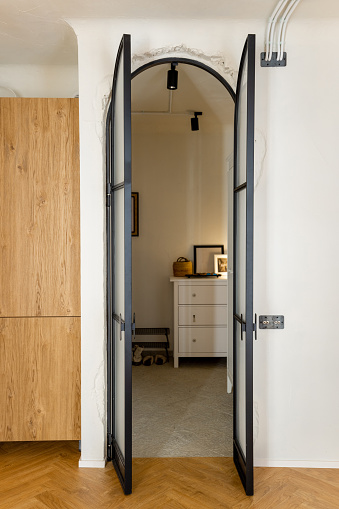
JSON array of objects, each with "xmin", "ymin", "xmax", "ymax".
[
  {"xmin": 253, "ymin": 313, "xmax": 257, "ymax": 340},
  {"xmin": 107, "ymin": 433, "xmax": 113, "ymax": 460},
  {"xmin": 106, "ymin": 183, "xmax": 112, "ymax": 207}
]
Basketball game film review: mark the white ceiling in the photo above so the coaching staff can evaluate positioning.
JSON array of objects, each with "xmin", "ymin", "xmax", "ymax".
[{"xmin": 0, "ymin": 0, "xmax": 338, "ymax": 66}]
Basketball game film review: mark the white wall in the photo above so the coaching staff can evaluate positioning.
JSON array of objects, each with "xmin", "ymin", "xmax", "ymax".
[
  {"xmin": 0, "ymin": 64, "xmax": 78, "ymax": 97},
  {"xmin": 69, "ymin": 17, "xmax": 339, "ymax": 468},
  {"xmin": 132, "ymin": 121, "xmax": 233, "ymax": 344},
  {"xmin": 253, "ymin": 19, "xmax": 339, "ymax": 467}
]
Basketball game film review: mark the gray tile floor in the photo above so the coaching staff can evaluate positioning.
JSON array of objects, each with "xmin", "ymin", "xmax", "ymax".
[{"xmin": 132, "ymin": 357, "xmax": 233, "ymax": 457}]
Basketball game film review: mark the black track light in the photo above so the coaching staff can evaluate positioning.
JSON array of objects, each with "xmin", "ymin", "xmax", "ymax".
[
  {"xmin": 191, "ymin": 112, "xmax": 202, "ymax": 131},
  {"xmin": 167, "ymin": 62, "xmax": 178, "ymax": 90}
]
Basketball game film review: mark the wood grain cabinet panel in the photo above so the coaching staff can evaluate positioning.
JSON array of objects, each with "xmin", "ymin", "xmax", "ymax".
[
  {"xmin": 0, "ymin": 317, "xmax": 81, "ymax": 441},
  {"xmin": 0, "ymin": 98, "xmax": 80, "ymax": 441},
  {"xmin": 0, "ymin": 98, "xmax": 80, "ymax": 317}
]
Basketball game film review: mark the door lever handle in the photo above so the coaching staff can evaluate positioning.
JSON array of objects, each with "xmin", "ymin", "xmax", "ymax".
[
  {"xmin": 241, "ymin": 313, "xmax": 246, "ymax": 340},
  {"xmin": 119, "ymin": 313, "xmax": 125, "ymax": 341}
]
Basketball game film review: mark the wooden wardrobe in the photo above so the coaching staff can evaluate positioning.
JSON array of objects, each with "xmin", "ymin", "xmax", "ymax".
[{"xmin": 0, "ymin": 98, "xmax": 81, "ymax": 441}]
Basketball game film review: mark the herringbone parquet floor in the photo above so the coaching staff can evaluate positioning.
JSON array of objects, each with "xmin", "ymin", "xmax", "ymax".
[{"xmin": 0, "ymin": 441, "xmax": 339, "ymax": 508}]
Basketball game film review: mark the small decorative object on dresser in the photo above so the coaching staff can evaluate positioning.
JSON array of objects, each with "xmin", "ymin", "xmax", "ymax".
[
  {"xmin": 170, "ymin": 276, "xmax": 227, "ymax": 368},
  {"xmin": 173, "ymin": 257, "xmax": 193, "ymax": 277},
  {"xmin": 214, "ymin": 254, "xmax": 228, "ymax": 274}
]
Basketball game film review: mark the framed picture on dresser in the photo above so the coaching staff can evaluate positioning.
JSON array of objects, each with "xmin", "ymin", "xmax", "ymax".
[
  {"xmin": 214, "ymin": 254, "xmax": 228, "ymax": 274},
  {"xmin": 193, "ymin": 245, "xmax": 224, "ymax": 273}
]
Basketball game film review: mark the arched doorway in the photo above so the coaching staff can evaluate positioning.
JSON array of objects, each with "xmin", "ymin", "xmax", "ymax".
[
  {"xmin": 130, "ymin": 57, "xmax": 235, "ymax": 461},
  {"xmin": 106, "ymin": 34, "xmax": 255, "ymax": 496}
]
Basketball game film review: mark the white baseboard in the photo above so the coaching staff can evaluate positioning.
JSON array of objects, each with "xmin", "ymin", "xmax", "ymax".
[
  {"xmin": 78, "ymin": 458, "xmax": 106, "ymax": 468},
  {"xmin": 255, "ymin": 459, "xmax": 339, "ymax": 469}
]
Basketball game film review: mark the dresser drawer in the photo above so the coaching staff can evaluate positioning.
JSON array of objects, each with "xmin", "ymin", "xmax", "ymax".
[
  {"xmin": 178, "ymin": 305, "xmax": 227, "ymax": 326},
  {"xmin": 178, "ymin": 284, "xmax": 227, "ymax": 305},
  {"xmin": 179, "ymin": 327, "xmax": 227, "ymax": 353}
]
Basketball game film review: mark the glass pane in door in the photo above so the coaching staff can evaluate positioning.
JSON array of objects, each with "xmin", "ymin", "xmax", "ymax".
[
  {"xmin": 113, "ymin": 187, "xmax": 125, "ymax": 453},
  {"xmin": 235, "ymin": 53, "xmax": 248, "ymax": 188},
  {"xmin": 235, "ymin": 189, "xmax": 247, "ymax": 455}
]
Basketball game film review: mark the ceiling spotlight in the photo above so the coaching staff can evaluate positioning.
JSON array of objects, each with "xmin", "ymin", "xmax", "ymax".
[
  {"xmin": 191, "ymin": 112, "xmax": 202, "ymax": 131},
  {"xmin": 167, "ymin": 62, "xmax": 178, "ymax": 90}
]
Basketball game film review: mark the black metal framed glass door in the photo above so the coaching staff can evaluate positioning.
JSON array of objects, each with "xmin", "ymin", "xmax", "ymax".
[
  {"xmin": 233, "ymin": 34, "xmax": 256, "ymax": 496},
  {"xmin": 106, "ymin": 34, "xmax": 132, "ymax": 495}
]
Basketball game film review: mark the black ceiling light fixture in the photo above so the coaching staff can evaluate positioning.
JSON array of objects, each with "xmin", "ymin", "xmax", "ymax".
[
  {"xmin": 167, "ymin": 62, "xmax": 178, "ymax": 90},
  {"xmin": 191, "ymin": 112, "xmax": 202, "ymax": 131}
]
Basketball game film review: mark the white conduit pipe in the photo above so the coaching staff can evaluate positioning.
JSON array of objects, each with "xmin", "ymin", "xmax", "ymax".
[
  {"xmin": 277, "ymin": 0, "xmax": 302, "ymax": 60},
  {"xmin": 265, "ymin": 0, "xmax": 284, "ymax": 60},
  {"xmin": 265, "ymin": 0, "xmax": 291, "ymax": 61}
]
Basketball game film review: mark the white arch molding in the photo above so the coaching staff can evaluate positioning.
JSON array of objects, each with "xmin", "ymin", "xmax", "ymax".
[
  {"xmin": 132, "ymin": 43, "xmax": 237, "ymax": 92},
  {"xmin": 98, "ymin": 43, "xmax": 238, "ymax": 134}
]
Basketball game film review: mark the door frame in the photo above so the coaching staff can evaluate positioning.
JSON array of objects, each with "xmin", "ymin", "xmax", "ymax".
[
  {"xmin": 131, "ymin": 59, "xmax": 236, "ymax": 402},
  {"xmin": 108, "ymin": 52, "xmax": 254, "ymax": 494},
  {"xmin": 130, "ymin": 59, "xmax": 237, "ymax": 436}
]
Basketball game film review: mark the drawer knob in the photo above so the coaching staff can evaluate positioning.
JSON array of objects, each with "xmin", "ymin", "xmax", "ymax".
[
  {"xmin": 192, "ymin": 293, "xmax": 196, "ymax": 297},
  {"xmin": 192, "ymin": 339, "xmax": 197, "ymax": 342},
  {"xmin": 193, "ymin": 314, "xmax": 196, "ymax": 323}
]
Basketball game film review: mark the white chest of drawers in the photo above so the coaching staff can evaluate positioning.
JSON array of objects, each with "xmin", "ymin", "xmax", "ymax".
[{"xmin": 170, "ymin": 277, "xmax": 228, "ymax": 368}]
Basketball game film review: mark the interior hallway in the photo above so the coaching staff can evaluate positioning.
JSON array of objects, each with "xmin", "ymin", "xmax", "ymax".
[{"xmin": 0, "ymin": 441, "xmax": 339, "ymax": 508}]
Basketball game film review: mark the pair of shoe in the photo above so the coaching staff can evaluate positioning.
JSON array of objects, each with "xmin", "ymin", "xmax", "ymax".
[
  {"xmin": 132, "ymin": 350, "xmax": 154, "ymax": 366},
  {"xmin": 142, "ymin": 354, "xmax": 167, "ymax": 366},
  {"xmin": 132, "ymin": 345, "xmax": 144, "ymax": 365},
  {"xmin": 132, "ymin": 345, "xmax": 167, "ymax": 366}
]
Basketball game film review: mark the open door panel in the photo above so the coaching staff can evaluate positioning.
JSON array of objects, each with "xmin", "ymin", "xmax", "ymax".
[
  {"xmin": 233, "ymin": 34, "xmax": 256, "ymax": 496},
  {"xmin": 106, "ymin": 34, "xmax": 133, "ymax": 495}
]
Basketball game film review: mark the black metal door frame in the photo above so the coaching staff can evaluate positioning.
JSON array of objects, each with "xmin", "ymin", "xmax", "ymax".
[
  {"xmin": 106, "ymin": 33, "xmax": 132, "ymax": 495},
  {"xmin": 106, "ymin": 38, "xmax": 255, "ymax": 496},
  {"xmin": 132, "ymin": 57, "xmax": 235, "ymax": 101},
  {"xmin": 233, "ymin": 34, "xmax": 256, "ymax": 496}
]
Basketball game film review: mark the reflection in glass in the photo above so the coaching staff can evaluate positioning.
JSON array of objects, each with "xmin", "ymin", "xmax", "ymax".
[
  {"xmin": 235, "ymin": 54, "xmax": 248, "ymax": 188},
  {"xmin": 235, "ymin": 320, "xmax": 246, "ymax": 455},
  {"xmin": 235, "ymin": 191, "xmax": 246, "ymax": 316},
  {"xmin": 113, "ymin": 53, "xmax": 126, "ymax": 454}
]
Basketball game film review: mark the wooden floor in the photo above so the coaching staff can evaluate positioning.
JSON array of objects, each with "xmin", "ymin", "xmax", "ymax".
[{"xmin": 0, "ymin": 442, "xmax": 339, "ymax": 508}]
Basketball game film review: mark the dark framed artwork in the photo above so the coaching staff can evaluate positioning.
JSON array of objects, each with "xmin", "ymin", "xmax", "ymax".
[
  {"xmin": 193, "ymin": 245, "xmax": 224, "ymax": 273},
  {"xmin": 132, "ymin": 192, "xmax": 139, "ymax": 236}
]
